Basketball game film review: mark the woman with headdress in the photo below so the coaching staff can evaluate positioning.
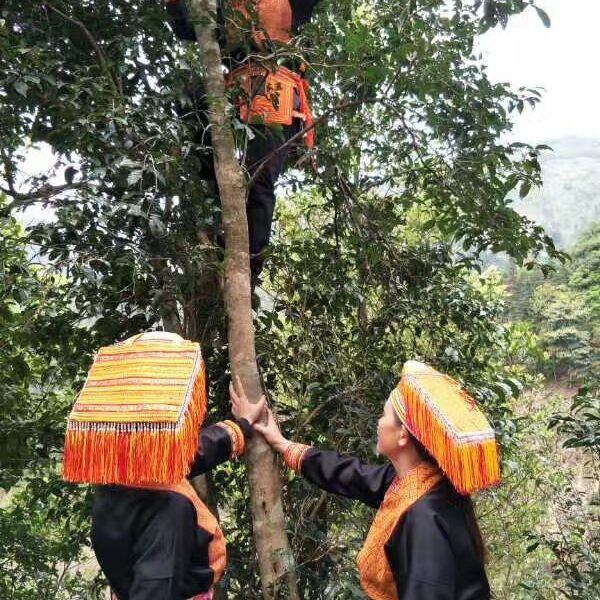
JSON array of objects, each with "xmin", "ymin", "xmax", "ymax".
[
  {"xmin": 251, "ymin": 360, "xmax": 499, "ymax": 600},
  {"xmin": 63, "ymin": 332, "xmax": 265, "ymax": 600}
]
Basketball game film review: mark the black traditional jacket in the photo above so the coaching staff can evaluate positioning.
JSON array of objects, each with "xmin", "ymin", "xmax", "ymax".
[
  {"xmin": 298, "ymin": 448, "xmax": 491, "ymax": 600},
  {"xmin": 91, "ymin": 419, "xmax": 251, "ymax": 600}
]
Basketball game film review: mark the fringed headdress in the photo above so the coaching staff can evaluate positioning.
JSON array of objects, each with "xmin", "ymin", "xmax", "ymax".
[
  {"xmin": 63, "ymin": 332, "xmax": 207, "ymax": 485},
  {"xmin": 389, "ymin": 360, "xmax": 500, "ymax": 495}
]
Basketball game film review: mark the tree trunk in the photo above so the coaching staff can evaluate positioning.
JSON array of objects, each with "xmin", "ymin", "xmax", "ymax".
[{"xmin": 187, "ymin": 2, "xmax": 299, "ymax": 598}]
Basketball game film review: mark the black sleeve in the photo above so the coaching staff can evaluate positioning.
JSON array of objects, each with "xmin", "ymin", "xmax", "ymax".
[
  {"xmin": 188, "ymin": 419, "xmax": 252, "ymax": 477},
  {"xmin": 300, "ymin": 449, "xmax": 396, "ymax": 508},
  {"xmin": 289, "ymin": 0, "xmax": 322, "ymax": 32},
  {"xmin": 388, "ymin": 507, "xmax": 455, "ymax": 599},
  {"xmin": 165, "ymin": 0, "xmax": 198, "ymax": 41}
]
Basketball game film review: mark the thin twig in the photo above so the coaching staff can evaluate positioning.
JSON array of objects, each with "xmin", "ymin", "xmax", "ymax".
[
  {"xmin": 43, "ymin": 1, "xmax": 122, "ymax": 96},
  {"xmin": 246, "ymin": 96, "xmax": 377, "ymax": 186},
  {"xmin": 1, "ymin": 181, "xmax": 87, "ymax": 212}
]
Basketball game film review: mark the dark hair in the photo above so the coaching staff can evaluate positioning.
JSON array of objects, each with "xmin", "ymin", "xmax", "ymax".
[
  {"xmin": 461, "ymin": 495, "xmax": 488, "ymax": 563},
  {"xmin": 393, "ymin": 411, "xmax": 488, "ymax": 562},
  {"xmin": 411, "ymin": 432, "xmax": 437, "ymax": 464}
]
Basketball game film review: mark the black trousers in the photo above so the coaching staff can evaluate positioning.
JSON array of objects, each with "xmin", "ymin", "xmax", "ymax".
[
  {"xmin": 182, "ymin": 83, "xmax": 301, "ymax": 280},
  {"xmin": 244, "ymin": 121, "xmax": 301, "ymax": 279}
]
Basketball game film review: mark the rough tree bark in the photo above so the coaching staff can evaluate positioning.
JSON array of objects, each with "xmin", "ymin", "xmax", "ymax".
[{"xmin": 187, "ymin": 1, "xmax": 300, "ymax": 598}]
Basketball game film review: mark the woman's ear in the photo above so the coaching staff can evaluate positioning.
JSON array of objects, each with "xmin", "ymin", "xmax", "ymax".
[{"xmin": 397, "ymin": 424, "xmax": 410, "ymax": 448}]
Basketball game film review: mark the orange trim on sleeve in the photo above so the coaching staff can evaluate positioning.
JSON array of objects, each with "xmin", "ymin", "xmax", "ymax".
[
  {"xmin": 283, "ymin": 442, "xmax": 311, "ymax": 472},
  {"xmin": 215, "ymin": 420, "xmax": 246, "ymax": 458}
]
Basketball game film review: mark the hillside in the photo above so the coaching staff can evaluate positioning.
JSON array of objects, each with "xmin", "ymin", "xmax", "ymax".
[{"xmin": 516, "ymin": 137, "xmax": 600, "ymax": 248}]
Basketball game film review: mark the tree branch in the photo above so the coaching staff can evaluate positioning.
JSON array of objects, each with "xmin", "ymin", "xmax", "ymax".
[
  {"xmin": 43, "ymin": 2, "xmax": 122, "ymax": 96},
  {"xmin": 247, "ymin": 97, "xmax": 378, "ymax": 187},
  {"xmin": 1, "ymin": 181, "xmax": 87, "ymax": 213}
]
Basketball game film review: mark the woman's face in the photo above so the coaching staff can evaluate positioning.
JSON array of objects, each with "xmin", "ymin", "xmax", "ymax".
[{"xmin": 376, "ymin": 399, "xmax": 404, "ymax": 457}]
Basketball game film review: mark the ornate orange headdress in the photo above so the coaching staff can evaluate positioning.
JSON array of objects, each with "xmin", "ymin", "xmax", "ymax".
[
  {"xmin": 389, "ymin": 360, "xmax": 501, "ymax": 495},
  {"xmin": 63, "ymin": 332, "xmax": 207, "ymax": 485}
]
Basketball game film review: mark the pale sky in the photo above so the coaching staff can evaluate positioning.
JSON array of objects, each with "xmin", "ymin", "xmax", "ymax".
[{"xmin": 477, "ymin": 0, "xmax": 600, "ymax": 144}]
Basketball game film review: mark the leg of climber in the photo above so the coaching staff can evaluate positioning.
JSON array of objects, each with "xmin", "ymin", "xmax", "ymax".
[
  {"xmin": 176, "ymin": 78, "xmax": 300, "ymax": 294},
  {"xmin": 245, "ymin": 121, "xmax": 301, "ymax": 287}
]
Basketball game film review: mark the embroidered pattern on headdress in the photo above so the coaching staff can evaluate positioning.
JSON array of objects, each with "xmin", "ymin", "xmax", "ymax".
[
  {"xmin": 389, "ymin": 360, "xmax": 501, "ymax": 495},
  {"xmin": 63, "ymin": 332, "xmax": 207, "ymax": 485}
]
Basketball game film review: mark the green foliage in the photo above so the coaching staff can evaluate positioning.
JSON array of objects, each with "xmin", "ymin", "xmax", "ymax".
[
  {"xmin": 505, "ymin": 223, "xmax": 600, "ymax": 383},
  {"xmin": 482, "ymin": 392, "xmax": 569, "ymax": 599},
  {"xmin": 570, "ymin": 222, "xmax": 600, "ymax": 327},
  {"xmin": 0, "ymin": 204, "xmax": 103, "ymax": 598},
  {"xmin": 538, "ymin": 385, "xmax": 600, "ymax": 600},
  {"xmin": 513, "ymin": 488, "xmax": 600, "ymax": 600},
  {"xmin": 531, "ymin": 283, "xmax": 593, "ymax": 381},
  {"xmin": 476, "ymin": 0, "xmax": 551, "ymax": 31},
  {"xmin": 550, "ymin": 386, "xmax": 600, "ymax": 464},
  {"xmin": 502, "ymin": 224, "xmax": 600, "ymax": 600},
  {"xmin": 306, "ymin": 0, "xmax": 565, "ymax": 265},
  {"xmin": 0, "ymin": 0, "xmax": 586, "ymax": 598},
  {"xmin": 502, "ymin": 321, "xmax": 548, "ymax": 381},
  {"xmin": 535, "ymin": 490, "xmax": 600, "ymax": 600},
  {"xmin": 0, "ymin": 204, "xmax": 91, "ymax": 489},
  {"xmin": 0, "ymin": 473, "xmax": 105, "ymax": 600}
]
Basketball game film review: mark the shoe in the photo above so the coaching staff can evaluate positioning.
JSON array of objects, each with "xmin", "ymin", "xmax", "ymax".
[{"xmin": 251, "ymin": 290, "xmax": 261, "ymax": 311}]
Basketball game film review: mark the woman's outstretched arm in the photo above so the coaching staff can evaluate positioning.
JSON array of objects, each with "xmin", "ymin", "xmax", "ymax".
[{"xmin": 255, "ymin": 408, "xmax": 395, "ymax": 508}]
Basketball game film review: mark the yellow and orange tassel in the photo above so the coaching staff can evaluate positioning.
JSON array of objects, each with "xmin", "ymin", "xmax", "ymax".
[
  {"xmin": 63, "ymin": 361, "xmax": 207, "ymax": 485},
  {"xmin": 400, "ymin": 376, "xmax": 500, "ymax": 495}
]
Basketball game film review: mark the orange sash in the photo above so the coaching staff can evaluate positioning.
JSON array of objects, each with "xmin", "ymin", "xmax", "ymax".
[
  {"xmin": 128, "ymin": 479, "xmax": 227, "ymax": 584},
  {"xmin": 357, "ymin": 463, "xmax": 443, "ymax": 600}
]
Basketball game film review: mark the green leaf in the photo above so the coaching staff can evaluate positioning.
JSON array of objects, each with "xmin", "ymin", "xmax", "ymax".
[
  {"xmin": 491, "ymin": 382, "xmax": 514, "ymax": 401},
  {"xmin": 533, "ymin": 6, "xmax": 551, "ymax": 28},
  {"xmin": 519, "ymin": 180, "xmax": 532, "ymax": 199},
  {"xmin": 13, "ymin": 80, "xmax": 28, "ymax": 97},
  {"xmin": 504, "ymin": 377, "xmax": 523, "ymax": 397}
]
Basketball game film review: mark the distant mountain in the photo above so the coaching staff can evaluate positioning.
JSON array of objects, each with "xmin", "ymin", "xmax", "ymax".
[{"xmin": 515, "ymin": 137, "xmax": 600, "ymax": 248}]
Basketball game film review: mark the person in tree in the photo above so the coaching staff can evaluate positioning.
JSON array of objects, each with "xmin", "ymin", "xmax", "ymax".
[
  {"xmin": 254, "ymin": 360, "xmax": 499, "ymax": 600},
  {"xmin": 164, "ymin": 0, "xmax": 320, "ymax": 290},
  {"xmin": 63, "ymin": 332, "xmax": 266, "ymax": 600}
]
